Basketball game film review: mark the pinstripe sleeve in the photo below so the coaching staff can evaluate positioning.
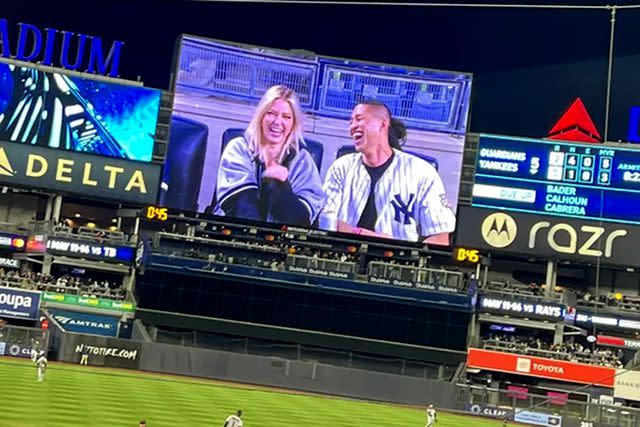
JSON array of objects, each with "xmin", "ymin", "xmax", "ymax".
[
  {"xmin": 322, "ymin": 158, "xmax": 346, "ymax": 216},
  {"xmin": 417, "ymin": 166, "xmax": 456, "ymax": 237}
]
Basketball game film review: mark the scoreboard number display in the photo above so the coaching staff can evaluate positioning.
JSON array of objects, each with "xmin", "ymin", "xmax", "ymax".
[
  {"xmin": 144, "ymin": 206, "xmax": 169, "ymax": 221},
  {"xmin": 454, "ymin": 247, "xmax": 480, "ymax": 264},
  {"xmin": 471, "ymin": 134, "xmax": 640, "ymax": 224}
]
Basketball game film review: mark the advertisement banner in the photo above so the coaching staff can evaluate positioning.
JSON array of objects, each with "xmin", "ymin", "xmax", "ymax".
[
  {"xmin": 597, "ymin": 335, "xmax": 640, "ymax": 350},
  {"xmin": 0, "ymin": 232, "xmax": 26, "ymax": 252},
  {"xmin": 0, "ymin": 286, "xmax": 41, "ymax": 320},
  {"xmin": 46, "ymin": 237, "xmax": 134, "ymax": 264},
  {"xmin": 0, "ymin": 256, "xmax": 20, "ymax": 269},
  {"xmin": 467, "ymin": 348, "xmax": 616, "ymax": 387},
  {"xmin": 0, "ymin": 342, "xmax": 5, "ymax": 355},
  {"xmin": 0, "ymin": 140, "xmax": 161, "ymax": 204},
  {"xmin": 614, "ymin": 370, "xmax": 640, "ymax": 401},
  {"xmin": 0, "ymin": 61, "xmax": 158, "ymax": 158},
  {"xmin": 367, "ymin": 277, "xmax": 461, "ymax": 293},
  {"xmin": 285, "ymin": 264, "xmax": 354, "ymax": 280},
  {"xmin": 514, "ymin": 410, "xmax": 562, "ymax": 426},
  {"xmin": 65, "ymin": 334, "xmax": 140, "ymax": 369},
  {"xmin": 50, "ymin": 309, "xmax": 119, "ymax": 337},
  {"xmin": 42, "ymin": 292, "xmax": 135, "ymax": 313},
  {"xmin": 478, "ymin": 295, "xmax": 565, "ymax": 321},
  {"xmin": 4, "ymin": 343, "xmax": 34, "ymax": 359},
  {"xmin": 466, "ymin": 403, "xmax": 513, "ymax": 420},
  {"xmin": 456, "ymin": 206, "xmax": 640, "ymax": 267},
  {"xmin": 576, "ymin": 312, "xmax": 640, "ymax": 331}
]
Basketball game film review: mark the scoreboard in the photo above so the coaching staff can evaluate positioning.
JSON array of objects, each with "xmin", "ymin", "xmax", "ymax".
[{"xmin": 471, "ymin": 134, "xmax": 640, "ymax": 224}]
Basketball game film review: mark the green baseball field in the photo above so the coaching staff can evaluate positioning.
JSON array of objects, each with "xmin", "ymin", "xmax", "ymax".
[{"xmin": 0, "ymin": 358, "xmax": 509, "ymax": 426}]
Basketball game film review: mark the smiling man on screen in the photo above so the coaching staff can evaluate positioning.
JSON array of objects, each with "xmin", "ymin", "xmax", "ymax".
[{"xmin": 322, "ymin": 101, "xmax": 455, "ymax": 244}]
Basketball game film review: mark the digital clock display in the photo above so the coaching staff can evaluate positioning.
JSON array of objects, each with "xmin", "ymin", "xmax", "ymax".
[{"xmin": 144, "ymin": 206, "xmax": 168, "ymax": 221}]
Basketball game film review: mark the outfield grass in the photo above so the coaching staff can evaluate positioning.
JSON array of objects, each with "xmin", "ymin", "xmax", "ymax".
[{"xmin": 0, "ymin": 358, "xmax": 508, "ymax": 427}]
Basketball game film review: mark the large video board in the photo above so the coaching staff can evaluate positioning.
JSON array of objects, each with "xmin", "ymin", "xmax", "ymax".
[
  {"xmin": 472, "ymin": 134, "xmax": 640, "ymax": 225},
  {"xmin": 161, "ymin": 36, "xmax": 473, "ymax": 245},
  {"xmin": 0, "ymin": 62, "xmax": 161, "ymax": 162}
]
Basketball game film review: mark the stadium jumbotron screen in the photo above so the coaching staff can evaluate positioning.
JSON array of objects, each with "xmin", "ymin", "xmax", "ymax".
[
  {"xmin": 0, "ymin": 62, "xmax": 161, "ymax": 162},
  {"xmin": 160, "ymin": 36, "xmax": 473, "ymax": 245}
]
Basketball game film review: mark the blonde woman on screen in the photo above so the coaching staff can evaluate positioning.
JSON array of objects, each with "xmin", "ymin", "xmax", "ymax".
[{"xmin": 213, "ymin": 85, "xmax": 324, "ymax": 227}]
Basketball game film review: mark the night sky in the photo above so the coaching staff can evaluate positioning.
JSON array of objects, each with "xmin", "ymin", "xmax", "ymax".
[{"xmin": 4, "ymin": 0, "xmax": 640, "ymax": 140}]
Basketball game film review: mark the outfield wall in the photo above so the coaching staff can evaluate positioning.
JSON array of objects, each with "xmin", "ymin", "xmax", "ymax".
[
  {"xmin": 137, "ymin": 341, "xmax": 457, "ymax": 407},
  {"xmin": 52, "ymin": 325, "xmax": 457, "ymax": 406},
  {"xmin": 50, "ymin": 327, "xmax": 593, "ymax": 425}
]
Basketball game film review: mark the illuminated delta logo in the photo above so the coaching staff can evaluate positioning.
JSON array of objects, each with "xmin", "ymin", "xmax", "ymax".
[
  {"xmin": 0, "ymin": 147, "xmax": 148, "ymax": 193},
  {"xmin": 481, "ymin": 213, "xmax": 517, "ymax": 248},
  {"xmin": 0, "ymin": 148, "xmax": 15, "ymax": 177}
]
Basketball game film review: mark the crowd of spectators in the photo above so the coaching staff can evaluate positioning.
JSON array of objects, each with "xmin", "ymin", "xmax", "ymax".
[
  {"xmin": 0, "ymin": 269, "xmax": 125, "ymax": 300},
  {"xmin": 577, "ymin": 291, "xmax": 640, "ymax": 313},
  {"xmin": 484, "ymin": 335, "xmax": 624, "ymax": 368},
  {"xmin": 483, "ymin": 280, "xmax": 562, "ymax": 301}
]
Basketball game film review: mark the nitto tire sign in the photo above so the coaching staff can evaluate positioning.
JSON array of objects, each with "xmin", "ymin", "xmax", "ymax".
[
  {"xmin": 74, "ymin": 344, "xmax": 137, "ymax": 360},
  {"xmin": 66, "ymin": 335, "xmax": 141, "ymax": 369}
]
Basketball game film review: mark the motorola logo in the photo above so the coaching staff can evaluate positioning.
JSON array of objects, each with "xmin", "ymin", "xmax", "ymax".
[{"xmin": 481, "ymin": 212, "xmax": 517, "ymax": 248}]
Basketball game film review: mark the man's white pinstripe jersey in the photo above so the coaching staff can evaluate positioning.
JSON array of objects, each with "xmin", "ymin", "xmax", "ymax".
[{"xmin": 323, "ymin": 149, "xmax": 456, "ymax": 241}]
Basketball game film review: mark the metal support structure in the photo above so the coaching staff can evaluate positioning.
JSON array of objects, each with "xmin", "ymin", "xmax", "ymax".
[
  {"xmin": 133, "ymin": 217, "xmax": 141, "ymax": 236},
  {"xmin": 604, "ymin": 6, "xmax": 617, "ymax": 142},
  {"xmin": 44, "ymin": 196, "xmax": 54, "ymax": 222},
  {"xmin": 545, "ymin": 260, "xmax": 557, "ymax": 298},
  {"xmin": 553, "ymin": 321, "xmax": 564, "ymax": 345},
  {"xmin": 41, "ymin": 254, "xmax": 52, "ymax": 275},
  {"xmin": 194, "ymin": 0, "xmax": 607, "ymax": 9},
  {"xmin": 51, "ymin": 195, "xmax": 62, "ymax": 223},
  {"xmin": 482, "ymin": 264, "xmax": 489, "ymax": 288},
  {"xmin": 466, "ymin": 312, "xmax": 480, "ymax": 349}
]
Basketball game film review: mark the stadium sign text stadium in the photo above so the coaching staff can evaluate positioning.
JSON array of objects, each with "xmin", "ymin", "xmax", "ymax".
[
  {"xmin": 0, "ymin": 18, "xmax": 124, "ymax": 77},
  {"xmin": 478, "ymin": 295, "xmax": 565, "ymax": 320},
  {"xmin": 467, "ymin": 348, "xmax": 616, "ymax": 387},
  {"xmin": 0, "ymin": 142, "xmax": 161, "ymax": 204},
  {"xmin": 74, "ymin": 344, "xmax": 137, "ymax": 360}
]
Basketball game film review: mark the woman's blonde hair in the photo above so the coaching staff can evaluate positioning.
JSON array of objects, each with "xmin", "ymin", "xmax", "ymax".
[{"xmin": 244, "ymin": 85, "xmax": 305, "ymax": 164}]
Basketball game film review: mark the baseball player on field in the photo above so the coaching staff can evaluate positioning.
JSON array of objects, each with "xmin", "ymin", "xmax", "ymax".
[{"xmin": 321, "ymin": 100, "xmax": 456, "ymax": 243}]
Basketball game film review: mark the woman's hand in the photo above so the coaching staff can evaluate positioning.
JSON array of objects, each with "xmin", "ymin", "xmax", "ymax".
[{"xmin": 262, "ymin": 145, "xmax": 289, "ymax": 182}]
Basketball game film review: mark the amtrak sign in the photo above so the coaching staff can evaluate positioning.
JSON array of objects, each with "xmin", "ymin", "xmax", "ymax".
[
  {"xmin": 50, "ymin": 309, "xmax": 119, "ymax": 337},
  {"xmin": 0, "ymin": 19, "xmax": 124, "ymax": 77}
]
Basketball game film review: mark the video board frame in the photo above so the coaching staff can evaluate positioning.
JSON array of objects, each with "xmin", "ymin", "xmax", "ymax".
[{"xmin": 161, "ymin": 35, "xmax": 474, "ymax": 247}]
